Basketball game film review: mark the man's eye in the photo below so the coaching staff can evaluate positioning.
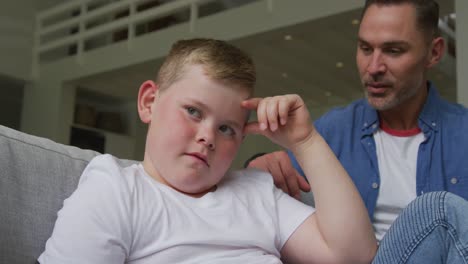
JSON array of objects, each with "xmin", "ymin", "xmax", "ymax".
[
  {"xmin": 219, "ymin": 125, "xmax": 235, "ymax": 136},
  {"xmin": 386, "ymin": 48, "xmax": 402, "ymax": 55},
  {"xmin": 187, "ymin": 107, "xmax": 201, "ymax": 118},
  {"xmin": 359, "ymin": 45, "xmax": 372, "ymax": 54}
]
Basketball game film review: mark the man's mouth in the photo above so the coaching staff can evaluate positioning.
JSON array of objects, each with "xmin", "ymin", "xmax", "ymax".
[{"xmin": 365, "ymin": 82, "xmax": 391, "ymax": 95}]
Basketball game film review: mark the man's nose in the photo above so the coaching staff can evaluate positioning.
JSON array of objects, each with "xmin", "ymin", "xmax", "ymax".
[{"xmin": 367, "ymin": 52, "xmax": 387, "ymax": 76}]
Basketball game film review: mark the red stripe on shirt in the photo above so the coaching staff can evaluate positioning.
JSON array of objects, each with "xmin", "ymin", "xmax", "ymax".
[{"xmin": 380, "ymin": 122, "xmax": 422, "ymax": 137}]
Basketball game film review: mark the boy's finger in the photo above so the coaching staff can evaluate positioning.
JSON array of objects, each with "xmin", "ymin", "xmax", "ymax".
[
  {"xmin": 278, "ymin": 98, "xmax": 289, "ymax": 125},
  {"xmin": 266, "ymin": 99, "xmax": 279, "ymax": 131},
  {"xmin": 243, "ymin": 122, "xmax": 262, "ymax": 135},
  {"xmin": 256, "ymin": 98, "xmax": 268, "ymax": 131},
  {"xmin": 241, "ymin": 98, "xmax": 262, "ymax": 110},
  {"xmin": 244, "ymin": 122, "xmax": 272, "ymax": 137}
]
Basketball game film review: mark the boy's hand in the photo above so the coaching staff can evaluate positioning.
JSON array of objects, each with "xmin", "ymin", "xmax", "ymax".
[{"xmin": 242, "ymin": 94, "xmax": 316, "ymax": 151}]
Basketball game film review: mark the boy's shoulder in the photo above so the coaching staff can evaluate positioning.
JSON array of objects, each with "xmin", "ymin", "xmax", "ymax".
[
  {"xmin": 223, "ymin": 168, "xmax": 275, "ymax": 190},
  {"xmin": 86, "ymin": 154, "xmax": 138, "ymax": 170},
  {"xmin": 83, "ymin": 154, "xmax": 129, "ymax": 176},
  {"xmin": 79, "ymin": 154, "xmax": 141, "ymax": 191}
]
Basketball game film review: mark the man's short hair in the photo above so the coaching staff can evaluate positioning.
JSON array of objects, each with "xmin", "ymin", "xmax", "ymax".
[
  {"xmin": 362, "ymin": 0, "xmax": 440, "ymax": 40},
  {"xmin": 156, "ymin": 38, "xmax": 256, "ymax": 96}
]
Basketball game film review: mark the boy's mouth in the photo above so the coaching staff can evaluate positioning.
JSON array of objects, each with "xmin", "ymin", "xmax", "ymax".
[{"xmin": 185, "ymin": 152, "xmax": 209, "ymax": 167}]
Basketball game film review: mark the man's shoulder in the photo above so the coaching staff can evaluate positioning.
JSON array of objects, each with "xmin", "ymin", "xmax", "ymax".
[
  {"xmin": 315, "ymin": 99, "xmax": 369, "ymax": 131},
  {"xmin": 440, "ymin": 100, "xmax": 468, "ymax": 115},
  {"xmin": 320, "ymin": 99, "xmax": 370, "ymax": 121},
  {"xmin": 426, "ymin": 85, "xmax": 467, "ymax": 118},
  {"xmin": 435, "ymin": 98, "xmax": 468, "ymax": 124}
]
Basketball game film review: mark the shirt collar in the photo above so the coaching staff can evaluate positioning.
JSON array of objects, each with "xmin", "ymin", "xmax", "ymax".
[
  {"xmin": 361, "ymin": 81, "xmax": 440, "ymax": 134},
  {"xmin": 418, "ymin": 82, "xmax": 441, "ymax": 132},
  {"xmin": 361, "ymin": 100, "xmax": 379, "ymax": 134}
]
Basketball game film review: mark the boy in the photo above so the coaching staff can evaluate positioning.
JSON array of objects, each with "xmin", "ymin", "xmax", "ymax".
[{"xmin": 38, "ymin": 38, "xmax": 376, "ymax": 263}]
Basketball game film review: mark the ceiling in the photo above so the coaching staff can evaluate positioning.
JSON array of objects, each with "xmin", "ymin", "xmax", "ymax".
[{"xmin": 73, "ymin": 1, "xmax": 456, "ymax": 118}]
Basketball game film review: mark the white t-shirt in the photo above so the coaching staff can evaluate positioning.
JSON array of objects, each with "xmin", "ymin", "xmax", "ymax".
[
  {"xmin": 38, "ymin": 154, "xmax": 314, "ymax": 264},
  {"xmin": 373, "ymin": 126, "xmax": 425, "ymax": 241}
]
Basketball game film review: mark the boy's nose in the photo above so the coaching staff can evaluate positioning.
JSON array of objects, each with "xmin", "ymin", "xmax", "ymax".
[
  {"xmin": 199, "ymin": 138, "xmax": 215, "ymax": 150},
  {"xmin": 197, "ymin": 128, "xmax": 215, "ymax": 150}
]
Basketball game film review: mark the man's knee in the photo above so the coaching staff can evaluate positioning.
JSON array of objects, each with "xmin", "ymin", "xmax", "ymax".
[
  {"xmin": 407, "ymin": 191, "xmax": 447, "ymax": 214},
  {"xmin": 409, "ymin": 191, "xmax": 468, "ymax": 225}
]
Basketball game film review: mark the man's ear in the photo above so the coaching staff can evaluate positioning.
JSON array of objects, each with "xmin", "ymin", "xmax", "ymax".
[
  {"xmin": 138, "ymin": 80, "xmax": 159, "ymax": 124},
  {"xmin": 426, "ymin": 37, "xmax": 445, "ymax": 68}
]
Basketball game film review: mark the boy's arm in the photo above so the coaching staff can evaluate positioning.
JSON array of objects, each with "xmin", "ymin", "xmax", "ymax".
[
  {"xmin": 243, "ymin": 95, "xmax": 377, "ymax": 263},
  {"xmin": 281, "ymin": 133, "xmax": 376, "ymax": 263},
  {"xmin": 246, "ymin": 105, "xmax": 334, "ymax": 198}
]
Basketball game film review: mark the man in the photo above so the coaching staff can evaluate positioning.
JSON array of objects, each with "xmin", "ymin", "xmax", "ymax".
[{"xmin": 248, "ymin": 0, "xmax": 468, "ymax": 262}]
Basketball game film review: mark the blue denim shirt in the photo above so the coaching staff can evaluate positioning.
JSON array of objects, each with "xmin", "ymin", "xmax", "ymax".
[{"xmin": 289, "ymin": 83, "xmax": 468, "ymax": 219}]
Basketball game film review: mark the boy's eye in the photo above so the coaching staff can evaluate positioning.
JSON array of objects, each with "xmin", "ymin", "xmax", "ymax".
[
  {"xmin": 219, "ymin": 125, "xmax": 235, "ymax": 136},
  {"xmin": 186, "ymin": 106, "xmax": 201, "ymax": 118}
]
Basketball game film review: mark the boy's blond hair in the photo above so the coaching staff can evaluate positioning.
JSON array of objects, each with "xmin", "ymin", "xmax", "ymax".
[{"xmin": 156, "ymin": 38, "xmax": 256, "ymax": 96}]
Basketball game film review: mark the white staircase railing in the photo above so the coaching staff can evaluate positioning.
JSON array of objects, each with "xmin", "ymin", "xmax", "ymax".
[{"xmin": 32, "ymin": 0, "xmax": 260, "ymax": 76}]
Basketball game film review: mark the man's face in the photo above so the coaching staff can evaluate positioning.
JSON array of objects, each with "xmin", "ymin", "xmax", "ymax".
[
  {"xmin": 356, "ymin": 3, "xmax": 432, "ymax": 111},
  {"xmin": 141, "ymin": 65, "xmax": 249, "ymax": 197}
]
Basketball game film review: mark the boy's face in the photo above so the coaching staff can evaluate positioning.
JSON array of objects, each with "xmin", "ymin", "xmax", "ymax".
[{"xmin": 138, "ymin": 65, "xmax": 250, "ymax": 197}]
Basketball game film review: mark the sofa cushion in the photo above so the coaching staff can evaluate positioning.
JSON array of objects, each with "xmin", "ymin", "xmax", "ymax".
[{"xmin": 0, "ymin": 125, "xmax": 100, "ymax": 263}]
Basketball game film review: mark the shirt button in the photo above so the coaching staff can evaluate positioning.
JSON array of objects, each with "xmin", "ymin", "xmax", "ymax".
[
  {"xmin": 372, "ymin": 124, "xmax": 377, "ymax": 129},
  {"xmin": 451, "ymin": 178, "xmax": 458, "ymax": 184},
  {"xmin": 372, "ymin": 182, "xmax": 379, "ymax": 189},
  {"xmin": 432, "ymin": 122, "xmax": 437, "ymax": 127},
  {"xmin": 364, "ymin": 122, "xmax": 368, "ymax": 127}
]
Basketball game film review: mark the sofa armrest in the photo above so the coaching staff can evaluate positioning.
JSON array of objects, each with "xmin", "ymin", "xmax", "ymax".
[{"xmin": 0, "ymin": 125, "xmax": 99, "ymax": 264}]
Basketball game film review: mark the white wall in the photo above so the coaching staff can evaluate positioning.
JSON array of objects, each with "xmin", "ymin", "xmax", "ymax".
[
  {"xmin": 21, "ymin": 78, "xmax": 64, "ymax": 140},
  {"xmin": 0, "ymin": 75, "xmax": 24, "ymax": 129},
  {"xmin": 0, "ymin": 0, "xmax": 68, "ymax": 81},
  {"xmin": 0, "ymin": 1, "xmax": 35, "ymax": 80}
]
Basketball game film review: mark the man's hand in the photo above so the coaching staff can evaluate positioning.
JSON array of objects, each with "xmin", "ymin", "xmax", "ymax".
[{"xmin": 247, "ymin": 150, "xmax": 311, "ymax": 199}]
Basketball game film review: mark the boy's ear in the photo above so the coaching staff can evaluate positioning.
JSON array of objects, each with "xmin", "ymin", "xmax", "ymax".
[{"xmin": 138, "ymin": 80, "xmax": 159, "ymax": 124}]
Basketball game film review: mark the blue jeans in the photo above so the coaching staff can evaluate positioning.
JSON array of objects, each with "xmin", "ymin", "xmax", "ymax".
[{"xmin": 373, "ymin": 192, "xmax": 468, "ymax": 264}]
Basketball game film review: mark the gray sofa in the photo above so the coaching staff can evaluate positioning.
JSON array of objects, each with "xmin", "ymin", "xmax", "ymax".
[
  {"xmin": 1, "ymin": 124, "xmax": 103, "ymax": 263},
  {"xmin": 0, "ymin": 124, "xmax": 314, "ymax": 263}
]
